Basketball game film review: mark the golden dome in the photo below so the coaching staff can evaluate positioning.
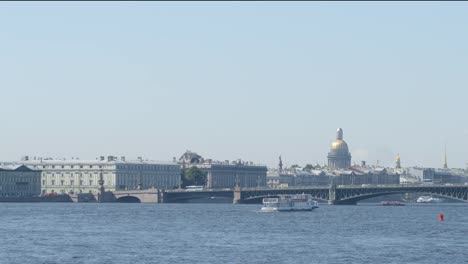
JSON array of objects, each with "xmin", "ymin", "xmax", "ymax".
[{"xmin": 331, "ymin": 139, "xmax": 349, "ymax": 153}]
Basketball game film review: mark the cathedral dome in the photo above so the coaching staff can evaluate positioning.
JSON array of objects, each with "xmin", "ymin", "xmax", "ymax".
[
  {"xmin": 329, "ymin": 128, "xmax": 349, "ymax": 155},
  {"xmin": 331, "ymin": 139, "xmax": 349, "ymax": 153},
  {"xmin": 327, "ymin": 128, "xmax": 352, "ymax": 170}
]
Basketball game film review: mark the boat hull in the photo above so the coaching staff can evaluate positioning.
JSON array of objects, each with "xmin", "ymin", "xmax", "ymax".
[
  {"xmin": 381, "ymin": 201, "xmax": 405, "ymax": 206},
  {"xmin": 261, "ymin": 206, "xmax": 318, "ymax": 212}
]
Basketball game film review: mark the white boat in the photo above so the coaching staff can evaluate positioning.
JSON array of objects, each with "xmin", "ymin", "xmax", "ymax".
[
  {"xmin": 184, "ymin": 185, "xmax": 204, "ymax": 192},
  {"xmin": 416, "ymin": 196, "xmax": 443, "ymax": 203},
  {"xmin": 261, "ymin": 194, "xmax": 319, "ymax": 212}
]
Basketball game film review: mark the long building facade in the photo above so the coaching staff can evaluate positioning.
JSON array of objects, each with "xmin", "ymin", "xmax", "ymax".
[
  {"xmin": 21, "ymin": 156, "xmax": 180, "ymax": 195},
  {"xmin": 0, "ymin": 164, "xmax": 41, "ymax": 197},
  {"xmin": 179, "ymin": 151, "xmax": 267, "ymax": 188},
  {"xmin": 198, "ymin": 163, "xmax": 267, "ymax": 188}
]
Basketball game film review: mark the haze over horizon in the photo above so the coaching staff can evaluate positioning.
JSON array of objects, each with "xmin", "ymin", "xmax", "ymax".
[{"xmin": 1, "ymin": 2, "xmax": 467, "ymax": 169}]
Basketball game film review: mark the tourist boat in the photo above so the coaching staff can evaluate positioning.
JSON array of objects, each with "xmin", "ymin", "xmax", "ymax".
[
  {"xmin": 380, "ymin": 201, "xmax": 405, "ymax": 206},
  {"xmin": 261, "ymin": 194, "xmax": 319, "ymax": 212},
  {"xmin": 416, "ymin": 196, "xmax": 443, "ymax": 203},
  {"xmin": 184, "ymin": 185, "xmax": 204, "ymax": 192}
]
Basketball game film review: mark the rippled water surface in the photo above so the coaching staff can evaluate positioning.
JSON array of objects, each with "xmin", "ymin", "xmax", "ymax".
[{"xmin": 1, "ymin": 203, "xmax": 467, "ymax": 264}]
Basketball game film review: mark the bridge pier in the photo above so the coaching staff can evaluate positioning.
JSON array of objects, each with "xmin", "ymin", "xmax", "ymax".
[
  {"xmin": 156, "ymin": 189, "xmax": 164, "ymax": 203},
  {"xmin": 233, "ymin": 187, "xmax": 241, "ymax": 204},
  {"xmin": 328, "ymin": 184, "xmax": 336, "ymax": 205}
]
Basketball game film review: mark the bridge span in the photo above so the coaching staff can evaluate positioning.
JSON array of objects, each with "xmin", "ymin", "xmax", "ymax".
[
  {"xmin": 70, "ymin": 184, "xmax": 468, "ymax": 204},
  {"xmin": 70, "ymin": 188, "xmax": 164, "ymax": 203},
  {"xmin": 163, "ymin": 184, "xmax": 468, "ymax": 205}
]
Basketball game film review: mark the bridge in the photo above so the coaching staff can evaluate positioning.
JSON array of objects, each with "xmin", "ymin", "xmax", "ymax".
[
  {"xmin": 108, "ymin": 189, "xmax": 163, "ymax": 203},
  {"xmin": 163, "ymin": 184, "xmax": 468, "ymax": 205},
  {"xmin": 70, "ymin": 188, "xmax": 163, "ymax": 203}
]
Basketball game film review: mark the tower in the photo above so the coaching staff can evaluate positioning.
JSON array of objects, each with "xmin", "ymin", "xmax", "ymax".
[
  {"xmin": 278, "ymin": 155, "xmax": 283, "ymax": 173},
  {"xmin": 98, "ymin": 172, "xmax": 105, "ymax": 202},
  {"xmin": 396, "ymin": 154, "xmax": 401, "ymax": 169},
  {"xmin": 443, "ymin": 146, "xmax": 448, "ymax": 169}
]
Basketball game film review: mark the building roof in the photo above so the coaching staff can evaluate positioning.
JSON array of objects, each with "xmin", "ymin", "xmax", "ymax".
[
  {"xmin": 19, "ymin": 158, "xmax": 177, "ymax": 166},
  {"xmin": 0, "ymin": 164, "xmax": 36, "ymax": 172},
  {"xmin": 329, "ymin": 128, "xmax": 350, "ymax": 155},
  {"xmin": 330, "ymin": 139, "xmax": 349, "ymax": 153}
]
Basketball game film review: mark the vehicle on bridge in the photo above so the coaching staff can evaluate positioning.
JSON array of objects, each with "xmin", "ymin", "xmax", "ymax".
[
  {"xmin": 416, "ymin": 196, "xmax": 442, "ymax": 203},
  {"xmin": 261, "ymin": 194, "xmax": 319, "ymax": 212}
]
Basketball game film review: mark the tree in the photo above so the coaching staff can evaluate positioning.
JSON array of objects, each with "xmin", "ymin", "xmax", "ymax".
[
  {"xmin": 181, "ymin": 166, "xmax": 207, "ymax": 188},
  {"xmin": 304, "ymin": 164, "xmax": 314, "ymax": 172}
]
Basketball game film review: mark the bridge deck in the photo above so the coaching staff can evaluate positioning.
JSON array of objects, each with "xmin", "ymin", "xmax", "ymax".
[{"xmin": 164, "ymin": 184, "xmax": 468, "ymax": 204}]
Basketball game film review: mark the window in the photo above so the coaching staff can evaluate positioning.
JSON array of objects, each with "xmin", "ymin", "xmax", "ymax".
[
  {"xmin": 51, "ymin": 180, "xmax": 55, "ymax": 186},
  {"xmin": 89, "ymin": 180, "xmax": 93, "ymax": 186},
  {"xmin": 70, "ymin": 180, "xmax": 74, "ymax": 186},
  {"xmin": 61, "ymin": 180, "xmax": 64, "ymax": 185},
  {"xmin": 42, "ymin": 180, "xmax": 45, "ymax": 185},
  {"xmin": 79, "ymin": 180, "xmax": 83, "ymax": 185},
  {"xmin": 90, "ymin": 165, "xmax": 93, "ymax": 169}
]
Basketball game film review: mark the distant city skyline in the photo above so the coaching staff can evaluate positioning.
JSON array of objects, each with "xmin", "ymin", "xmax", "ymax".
[{"xmin": 1, "ymin": 2, "xmax": 467, "ymax": 169}]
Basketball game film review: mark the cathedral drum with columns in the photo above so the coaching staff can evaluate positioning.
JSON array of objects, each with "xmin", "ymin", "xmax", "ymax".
[{"xmin": 327, "ymin": 128, "xmax": 352, "ymax": 170}]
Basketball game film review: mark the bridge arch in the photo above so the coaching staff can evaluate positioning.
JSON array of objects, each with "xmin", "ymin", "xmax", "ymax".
[
  {"xmin": 165, "ymin": 195, "xmax": 213, "ymax": 203},
  {"xmin": 116, "ymin": 196, "xmax": 141, "ymax": 203},
  {"xmin": 337, "ymin": 191, "xmax": 405, "ymax": 204},
  {"xmin": 164, "ymin": 191, "xmax": 234, "ymax": 203}
]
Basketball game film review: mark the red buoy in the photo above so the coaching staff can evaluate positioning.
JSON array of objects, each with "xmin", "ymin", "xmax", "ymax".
[{"xmin": 439, "ymin": 213, "xmax": 444, "ymax": 221}]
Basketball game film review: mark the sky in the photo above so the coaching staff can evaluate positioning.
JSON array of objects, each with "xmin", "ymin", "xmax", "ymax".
[{"xmin": 0, "ymin": 2, "xmax": 467, "ymax": 169}]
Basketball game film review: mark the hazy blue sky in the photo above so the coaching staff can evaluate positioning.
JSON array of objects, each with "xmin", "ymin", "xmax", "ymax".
[{"xmin": 1, "ymin": 2, "xmax": 467, "ymax": 168}]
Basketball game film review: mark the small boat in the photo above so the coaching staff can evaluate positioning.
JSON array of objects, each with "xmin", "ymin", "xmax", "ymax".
[
  {"xmin": 416, "ymin": 196, "xmax": 443, "ymax": 203},
  {"xmin": 380, "ymin": 201, "xmax": 405, "ymax": 206},
  {"xmin": 261, "ymin": 194, "xmax": 319, "ymax": 212}
]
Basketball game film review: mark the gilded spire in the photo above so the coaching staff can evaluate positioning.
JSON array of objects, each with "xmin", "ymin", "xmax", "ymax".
[{"xmin": 396, "ymin": 154, "xmax": 401, "ymax": 169}]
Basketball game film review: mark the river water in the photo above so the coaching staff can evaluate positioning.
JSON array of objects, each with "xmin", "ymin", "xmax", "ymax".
[{"xmin": 0, "ymin": 203, "xmax": 467, "ymax": 264}]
